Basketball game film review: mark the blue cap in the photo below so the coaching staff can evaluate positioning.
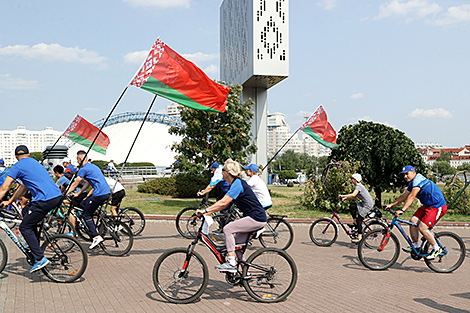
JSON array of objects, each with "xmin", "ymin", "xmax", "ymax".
[
  {"xmin": 245, "ymin": 164, "xmax": 259, "ymax": 172},
  {"xmin": 400, "ymin": 165, "xmax": 415, "ymax": 174},
  {"xmin": 0, "ymin": 159, "xmax": 4, "ymax": 165},
  {"xmin": 211, "ymin": 162, "xmax": 219, "ymax": 169}
]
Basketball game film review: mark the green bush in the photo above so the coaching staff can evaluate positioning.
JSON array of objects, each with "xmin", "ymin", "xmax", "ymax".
[
  {"xmin": 443, "ymin": 180, "xmax": 470, "ymax": 215},
  {"xmin": 287, "ymin": 182, "xmax": 294, "ymax": 187},
  {"xmin": 137, "ymin": 177, "xmax": 176, "ymax": 196},
  {"xmin": 137, "ymin": 172, "xmax": 209, "ymax": 198}
]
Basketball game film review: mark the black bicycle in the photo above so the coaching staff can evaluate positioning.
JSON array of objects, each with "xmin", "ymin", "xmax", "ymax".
[
  {"xmin": 0, "ymin": 209, "xmax": 87, "ymax": 282},
  {"xmin": 176, "ymin": 197, "xmax": 294, "ymax": 250},
  {"xmin": 154, "ymin": 214, "xmax": 298, "ymax": 304}
]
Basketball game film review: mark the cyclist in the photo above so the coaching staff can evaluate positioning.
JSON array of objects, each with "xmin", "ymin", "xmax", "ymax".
[
  {"xmin": 196, "ymin": 159, "xmax": 267, "ymax": 273},
  {"xmin": 197, "ymin": 162, "xmax": 230, "ymax": 232},
  {"xmin": 244, "ymin": 163, "xmax": 272, "ymax": 209},
  {"xmin": 385, "ymin": 165, "xmax": 447, "ymax": 260},
  {"xmin": 62, "ymin": 157, "xmax": 77, "ymax": 173},
  {"xmin": 338, "ymin": 173, "xmax": 373, "ymax": 243},
  {"xmin": 104, "ymin": 176, "xmax": 125, "ymax": 218},
  {"xmin": 66, "ymin": 150, "xmax": 110, "ymax": 249},
  {"xmin": 0, "ymin": 145, "xmax": 62, "ymax": 273}
]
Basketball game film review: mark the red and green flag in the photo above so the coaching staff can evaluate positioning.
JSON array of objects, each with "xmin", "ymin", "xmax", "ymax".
[
  {"xmin": 63, "ymin": 115, "xmax": 110, "ymax": 155},
  {"xmin": 299, "ymin": 106, "xmax": 339, "ymax": 150},
  {"xmin": 130, "ymin": 39, "xmax": 230, "ymax": 113}
]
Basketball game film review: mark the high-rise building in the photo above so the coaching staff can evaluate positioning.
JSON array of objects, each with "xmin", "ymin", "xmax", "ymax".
[
  {"xmin": 166, "ymin": 103, "xmax": 182, "ymax": 117},
  {"xmin": 0, "ymin": 126, "xmax": 67, "ymax": 166}
]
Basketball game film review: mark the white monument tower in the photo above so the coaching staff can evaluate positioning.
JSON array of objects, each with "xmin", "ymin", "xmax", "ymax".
[{"xmin": 220, "ymin": 0, "xmax": 289, "ymax": 178}]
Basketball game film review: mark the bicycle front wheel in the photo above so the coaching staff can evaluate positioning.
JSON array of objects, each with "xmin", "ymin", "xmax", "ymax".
[
  {"xmin": 362, "ymin": 220, "xmax": 387, "ymax": 249},
  {"xmin": 175, "ymin": 207, "xmax": 199, "ymax": 239},
  {"xmin": 309, "ymin": 218, "xmax": 338, "ymax": 246},
  {"xmin": 242, "ymin": 248, "xmax": 297, "ymax": 303},
  {"xmin": 153, "ymin": 248, "xmax": 209, "ymax": 304},
  {"xmin": 358, "ymin": 229, "xmax": 400, "ymax": 271},
  {"xmin": 259, "ymin": 217, "xmax": 294, "ymax": 250},
  {"xmin": 41, "ymin": 234, "xmax": 88, "ymax": 283},
  {"xmin": 98, "ymin": 221, "xmax": 134, "ymax": 256},
  {"xmin": 424, "ymin": 231, "xmax": 466, "ymax": 273},
  {"xmin": 0, "ymin": 239, "xmax": 8, "ymax": 273},
  {"xmin": 120, "ymin": 207, "xmax": 146, "ymax": 236}
]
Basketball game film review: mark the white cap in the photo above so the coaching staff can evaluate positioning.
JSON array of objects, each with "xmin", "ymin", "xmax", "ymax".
[
  {"xmin": 62, "ymin": 157, "xmax": 71, "ymax": 163},
  {"xmin": 352, "ymin": 173, "xmax": 362, "ymax": 182}
]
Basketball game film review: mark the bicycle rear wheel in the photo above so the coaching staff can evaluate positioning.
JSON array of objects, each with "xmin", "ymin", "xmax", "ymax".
[
  {"xmin": 424, "ymin": 231, "xmax": 466, "ymax": 273},
  {"xmin": 309, "ymin": 218, "xmax": 338, "ymax": 246},
  {"xmin": 41, "ymin": 234, "xmax": 88, "ymax": 283},
  {"xmin": 362, "ymin": 220, "xmax": 387, "ymax": 249},
  {"xmin": 259, "ymin": 217, "xmax": 294, "ymax": 250},
  {"xmin": 242, "ymin": 248, "xmax": 297, "ymax": 303},
  {"xmin": 98, "ymin": 221, "xmax": 134, "ymax": 256},
  {"xmin": 153, "ymin": 248, "xmax": 208, "ymax": 304},
  {"xmin": 175, "ymin": 207, "xmax": 199, "ymax": 239},
  {"xmin": 120, "ymin": 207, "xmax": 146, "ymax": 236},
  {"xmin": 48, "ymin": 217, "xmax": 75, "ymax": 236},
  {"xmin": 358, "ymin": 229, "xmax": 400, "ymax": 270},
  {"xmin": 0, "ymin": 239, "xmax": 7, "ymax": 273}
]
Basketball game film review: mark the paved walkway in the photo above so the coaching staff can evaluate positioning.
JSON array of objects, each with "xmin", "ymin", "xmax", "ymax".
[{"xmin": 0, "ymin": 221, "xmax": 469, "ymax": 313}]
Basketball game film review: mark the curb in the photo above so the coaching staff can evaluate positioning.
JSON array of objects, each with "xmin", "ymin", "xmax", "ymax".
[{"xmin": 142, "ymin": 214, "xmax": 470, "ymax": 227}]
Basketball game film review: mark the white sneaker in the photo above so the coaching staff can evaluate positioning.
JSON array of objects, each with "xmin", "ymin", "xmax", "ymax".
[
  {"xmin": 89, "ymin": 236, "xmax": 104, "ymax": 249},
  {"xmin": 255, "ymin": 228, "xmax": 266, "ymax": 238},
  {"xmin": 114, "ymin": 225, "xmax": 123, "ymax": 232}
]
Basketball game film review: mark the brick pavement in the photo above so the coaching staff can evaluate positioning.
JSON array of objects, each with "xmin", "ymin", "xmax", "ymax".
[{"xmin": 0, "ymin": 220, "xmax": 469, "ymax": 313}]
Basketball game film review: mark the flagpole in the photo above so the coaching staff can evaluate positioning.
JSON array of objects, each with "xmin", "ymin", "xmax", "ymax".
[
  {"xmin": 262, "ymin": 128, "xmax": 300, "ymax": 172},
  {"xmin": 111, "ymin": 94, "xmax": 158, "ymax": 193}
]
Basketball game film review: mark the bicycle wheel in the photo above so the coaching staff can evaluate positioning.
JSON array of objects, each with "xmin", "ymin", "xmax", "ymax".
[
  {"xmin": 259, "ymin": 217, "xmax": 294, "ymax": 250},
  {"xmin": 153, "ymin": 248, "xmax": 209, "ymax": 304},
  {"xmin": 48, "ymin": 217, "xmax": 75, "ymax": 236},
  {"xmin": 309, "ymin": 218, "xmax": 338, "ymax": 246},
  {"xmin": 362, "ymin": 220, "xmax": 387, "ymax": 249},
  {"xmin": 41, "ymin": 234, "xmax": 88, "ymax": 283},
  {"xmin": 424, "ymin": 231, "xmax": 466, "ymax": 273},
  {"xmin": 175, "ymin": 207, "xmax": 199, "ymax": 239},
  {"xmin": 75, "ymin": 218, "xmax": 93, "ymax": 242},
  {"xmin": 358, "ymin": 229, "xmax": 400, "ymax": 271},
  {"xmin": 242, "ymin": 248, "xmax": 297, "ymax": 303},
  {"xmin": 0, "ymin": 239, "xmax": 8, "ymax": 273},
  {"xmin": 120, "ymin": 207, "xmax": 146, "ymax": 236},
  {"xmin": 98, "ymin": 221, "xmax": 133, "ymax": 256}
]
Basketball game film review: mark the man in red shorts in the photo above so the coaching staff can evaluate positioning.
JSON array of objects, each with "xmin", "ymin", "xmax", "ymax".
[{"xmin": 386, "ymin": 165, "xmax": 447, "ymax": 260}]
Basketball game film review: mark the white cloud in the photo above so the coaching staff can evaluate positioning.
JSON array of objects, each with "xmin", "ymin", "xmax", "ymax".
[
  {"xmin": 182, "ymin": 52, "xmax": 218, "ymax": 63},
  {"xmin": 123, "ymin": 0, "xmax": 190, "ymax": 9},
  {"xmin": 84, "ymin": 107, "xmax": 101, "ymax": 112},
  {"xmin": 318, "ymin": 0, "xmax": 338, "ymax": 11},
  {"xmin": 434, "ymin": 4, "xmax": 470, "ymax": 25},
  {"xmin": 350, "ymin": 93, "xmax": 364, "ymax": 99},
  {"xmin": 123, "ymin": 50, "xmax": 218, "ymax": 66},
  {"xmin": 0, "ymin": 43, "xmax": 107, "ymax": 68},
  {"xmin": 0, "ymin": 74, "xmax": 39, "ymax": 90},
  {"xmin": 123, "ymin": 50, "xmax": 149, "ymax": 65},
  {"xmin": 408, "ymin": 108, "xmax": 452, "ymax": 118},
  {"xmin": 375, "ymin": 0, "xmax": 442, "ymax": 21},
  {"xmin": 203, "ymin": 64, "xmax": 219, "ymax": 77}
]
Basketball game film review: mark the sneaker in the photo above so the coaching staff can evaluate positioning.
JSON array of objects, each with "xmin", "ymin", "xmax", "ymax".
[
  {"xmin": 426, "ymin": 247, "xmax": 443, "ymax": 260},
  {"xmin": 114, "ymin": 225, "xmax": 123, "ymax": 232},
  {"xmin": 89, "ymin": 236, "xmax": 104, "ymax": 249},
  {"xmin": 255, "ymin": 228, "xmax": 266, "ymax": 238},
  {"xmin": 30, "ymin": 257, "xmax": 50, "ymax": 273},
  {"xmin": 65, "ymin": 231, "xmax": 74, "ymax": 237},
  {"xmin": 351, "ymin": 238, "xmax": 361, "ymax": 244},
  {"xmin": 402, "ymin": 247, "xmax": 414, "ymax": 253},
  {"xmin": 215, "ymin": 262, "xmax": 237, "ymax": 273}
]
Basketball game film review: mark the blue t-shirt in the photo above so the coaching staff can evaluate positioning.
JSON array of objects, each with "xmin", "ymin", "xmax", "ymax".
[
  {"xmin": 226, "ymin": 178, "xmax": 267, "ymax": 223},
  {"xmin": 210, "ymin": 165, "xmax": 230, "ymax": 200},
  {"xmin": 56, "ymin": 175, "xmax": 70, "ymax": 188},
  {"xmin": 66, "ymin": 164, "xmax": 78, "ymax": 173},
  {"xmin": 77, "ymin": 162, "xmax": 110, "ymax": 197},
  {"xmin": 407, "ymin": 173, "xmax": 446, "ymax": 208},
  {"xmin": 0, "ymin": 168, "xmax": 9, "ymax": 185},
  {"xmin": 7, "ymin": 157, "xmax": 61, "ymax": 202}
]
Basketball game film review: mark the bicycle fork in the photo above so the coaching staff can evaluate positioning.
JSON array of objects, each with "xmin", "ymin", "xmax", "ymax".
[{"xmin": 378, "ymin": 229, "xmax": 391, "ymax": 252}]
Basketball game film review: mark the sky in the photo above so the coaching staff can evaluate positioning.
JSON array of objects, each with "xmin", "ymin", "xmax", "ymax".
[{"xmin": 1, "ymin": 0, "xmax": 469, "ymax": 148}]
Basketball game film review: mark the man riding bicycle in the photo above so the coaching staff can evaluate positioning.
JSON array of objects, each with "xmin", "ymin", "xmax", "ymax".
[{"xmin": 385, "ymin": 165, "xmax": 447, "ymax": 260}]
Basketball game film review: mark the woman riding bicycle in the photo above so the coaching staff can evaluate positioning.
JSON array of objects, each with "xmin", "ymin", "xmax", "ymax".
[{"xmin": 196, "ymin": 159, "xmax": 267, "ymax": 273}]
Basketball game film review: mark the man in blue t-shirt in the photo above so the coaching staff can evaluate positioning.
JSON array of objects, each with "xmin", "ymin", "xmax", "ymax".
[
  {"xmin": 66, "ymin": 150, "xmax": 110, "ymax": 249},
  {"xmin": 0, "ymin": 145, "xmax": 62, "ymax": 273},
  {"xmin": 386, "ymin": 165, "xmax": 447, "ymax": 260},
  {"xmin": 62, "ymin": 157, "xmax": 77, "ymax": 174}
]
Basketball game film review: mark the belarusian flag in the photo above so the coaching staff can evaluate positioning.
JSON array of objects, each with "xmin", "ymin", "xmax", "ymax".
[
  {"xmin": 299, "ymin": 106, "xmax": 339, "ymax": 149},
  {"xmin": 63, "ymin": 115, "xmax": 110, "ymax": 154},
  {"xmin": 130, "ymin": 39, "xmax": 230, "ymax": 113}
]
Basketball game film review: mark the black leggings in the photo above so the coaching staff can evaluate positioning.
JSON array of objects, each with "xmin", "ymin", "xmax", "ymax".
[{"xmin": 349, "ymin": 203, "xmax": 365, "ymax": 235}]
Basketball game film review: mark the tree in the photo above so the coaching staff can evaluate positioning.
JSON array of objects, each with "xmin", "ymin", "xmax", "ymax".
[
  {"xmin": 30, "ymin": 152, "xmax": 43, "ymax": 162},
  {"xmin": 330, "ymin": 121, "xmax": 425, "ymax": 205},
  {"xmin": 436, "ymin": 150, "xmax": 453, "ymax": 162},
  {"xmin": 168, "ymin": 83, "xmax": 257, "ymax": 174},
  {"xmin": 457, "ymin": 163, "xmax": 470, "ymax": 171},
  {"xmin": 431, "ymin": 161, "xmax": 457, "ymax": 177}
]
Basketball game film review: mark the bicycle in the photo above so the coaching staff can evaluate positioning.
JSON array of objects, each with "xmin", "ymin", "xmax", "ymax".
[
  {"xmin": 0, "ymin": 208, "xmax": 87, "ymax": 282},
  {"xmin": 49, "ymin": 202, "xmax": 134, "ymax": 257},
  {"xmin": 153, "ymin": 214, "xmax": 298, "ymax": 304},
  {"xmin": 109, "ymin": 205, "xmax": 146, "ymax": 237},
  {"xmin": 357, "ymin": 206, "xmax": 466, "ymax": 273},
  {"xmin": 176, "ymin": 197, "xmax": 294, "ymax": 250},
  {"xmin": 309, "ymin": 199, "xmax": 387, "ymax": 246}
]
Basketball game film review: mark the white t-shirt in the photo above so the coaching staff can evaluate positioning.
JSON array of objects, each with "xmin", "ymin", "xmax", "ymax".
[
  {"xmin": 105, "ymin": 177, "xmax": 124, "ymax": 193},
  {"xmin": 247, "ymin": 175, "xmax": 272, "ymax": 208}
]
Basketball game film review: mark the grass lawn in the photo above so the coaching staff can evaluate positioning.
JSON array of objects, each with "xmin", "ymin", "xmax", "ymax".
[{"xmin": 121, "ymin": 185, "xmax": 470, "ymax": 222}]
